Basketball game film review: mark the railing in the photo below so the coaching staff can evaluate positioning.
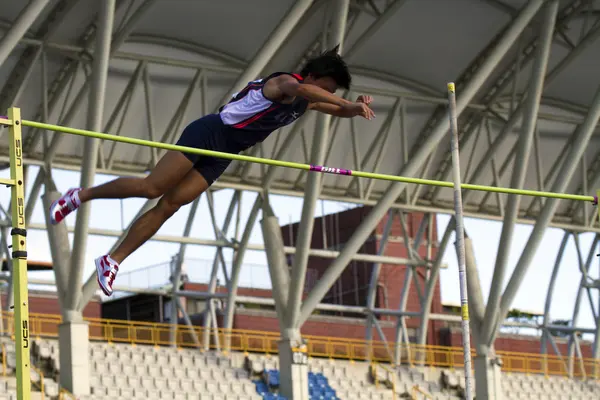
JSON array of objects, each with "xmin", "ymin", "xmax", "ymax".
[
  {"xmin": 1, "ymin": 343, "xmax": 6, "ymax": 376},
  {"xmin": 30, "ymin": 364, "xmax": 45, "ymax": 399},
  {"xmin": 371, "ymin": 362, "xmax": 396, "ymax": 397},
  {"xmin": 1, "ymin": 311, "xmax": 599, "ymax": 380},
  {"xmin": 58, "ymin": 388, "xmax": 77, "ymax": 400},
  {"xmin": 411, "ymin": 384, "xmax": 433, "ymax": 399}
]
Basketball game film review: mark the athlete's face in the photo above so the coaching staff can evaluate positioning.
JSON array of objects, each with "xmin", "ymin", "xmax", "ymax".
[{"xmin": 306, "ymin": 75, "xmax": 339, "ymax": 94}]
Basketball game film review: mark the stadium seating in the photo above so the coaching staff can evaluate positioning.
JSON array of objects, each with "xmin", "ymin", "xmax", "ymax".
[
  {"xmin": 245, "ymin": 353, "xmax": 445, "ymax": 399},
  {"xmin": 252, "ymin": 369, "xmax": 340, "ymax": 400},
  {"xmin": 441, "ymin": 368, "xmax": 600, "ymax": 399},
  {"xmin": 2, "ymin": 335, "xmax": 600, "ymax": 399},
  {"xmin": 0, "ymin": 337, "xmax": 58, "ymax": 400}
]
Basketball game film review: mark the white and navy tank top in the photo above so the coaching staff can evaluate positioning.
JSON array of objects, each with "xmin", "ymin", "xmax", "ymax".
[{"xmin": 219, "ymin": 72, "xmax": 309, "ymax": 143}]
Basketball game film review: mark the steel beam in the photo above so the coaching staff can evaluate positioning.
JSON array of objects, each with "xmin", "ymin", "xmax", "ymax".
[
  {"xmin": 100, "ymin": 61, "xmax": 145, "ymax": 162},
  {"xmin": 394, "ymin": 259, "xmax": 415, "ymax": 364},
  {"xmin": 425, "ymin": 0, "xmax": 591, "ymax": 200},
  {"xmin": 364, "ymin": 210, "xmax": 394, "ymax": 350},
  {"xmin": 216, "ymin": 0, "xmax": 313, "ymax": 107},
  {"xmin": 480, "ymin": 0, "xmax": 559, "ymax": 349},
  {"xmin": 39, "ymin": 218, "xmax": 423, "ymax": 266},
  {"xmin": 567, "ymin": 232, "xmax": 598, "ymax": 373},
  {"xmin": 566, "ymin": 233, "xmax": 595, "ymax": 374},
  {"xmin": 222, "ymin": 197, "xmax": 262, "ymax": 350},
  {"xmin": 345, "ymin": 98, "xmax": 401, "ymax": 197},
  {"xmin": 344, "ymin": 0, "xmax": 407, "ymax": 59},
  {"xmin": 0, "ymin": 0, "xmax": 50, "ymax": 66},
  {"xmin": 540, "ymin": 231, "xmax": 570, "ymax": 357},
  {"xmin": 464, "ymin": 234, "xmax": 486, "ymax": 344},
  {"xmin": 261, "ymin": 199, "xmax": 291, "ymax": 325},
  {"xmin": 21, "ymin": 0, "xmax": 130, "ymax": 155},
  {"xmin": 287, "ymin": 0, "xmax": 349, "ymax": 331},
  {"xmin": 439, "ymin": 4, "xmax": 600, "ymax": 210},
  {"xmin": 169, "ymin": 196, "xmax": 200, "ymax": 345},
  {"xmin": 0, "ymin": 0, "xmax": 79, "ymax": 114},
  {"xmin": 297, "ymin": 0, "xmax": 545, "ymax": 326},
  {"xmin": 66, "ymin": 0, "xmax": 115, "ymax": 311},
  {"xmin": 203, "ymin": 191, "xmax": 239, "ymax": 350},
  {"xmin": 24, "ymin": 0, "xmax": 156, "ymax": 158},
  {"xmin": 12, "ymin": 148, "xmax": 600, "ymax": 231},
  {"xmin": 205, "ymin": 190, "xmax": 231, "ymax": 289},
  {"xmin": 0, "ymin": 45, "xmax": 42, "ymax": 112},
  {"xmin": 41, "ymin": 180, "xmax": 71, "ymax": 319},
  {"xmin": 522, "ymin": 130, "xmax": 573, "ymax": 218},
  {"xmin": 488, "ymin": 83, "xmax": 600, "ymax": 346},
  {"xmin": 416, "ymin": 217, "xmax": 454, "ymax": 348}
]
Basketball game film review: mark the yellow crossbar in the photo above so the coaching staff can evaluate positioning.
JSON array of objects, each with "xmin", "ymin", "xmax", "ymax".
[
  {"xmin": 10, "ymin": 118, "xmax": 595, "ymax": 204},
  {"xmin": 0, "ymin": 178, "xmax": 16, "ymax": 186}
]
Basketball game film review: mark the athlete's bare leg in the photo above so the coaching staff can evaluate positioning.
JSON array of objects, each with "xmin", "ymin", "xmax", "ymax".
[
  {"xmin": 79, "ymin": 151, "xmax": 193, "ymax": 202},
  {"xmin": 50, "ymin": 151, "xmax": 193, "ymax": 225},
  {"xmin": 95, "ymin": 169, "xmax": 209, "ymax": 296},
  {"xmin": 110, "ymin": 169, "xmax": 209, "ymax": 264}
]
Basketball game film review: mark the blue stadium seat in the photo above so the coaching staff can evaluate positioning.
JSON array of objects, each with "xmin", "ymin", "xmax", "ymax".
[
  {"xmin": 267, "ymin": 369, "xmax": 281, "ymax": 387},
  {"xmin": 256, "ymin": 370, "xmax": 337, "ymax": 400},
  {"xmin": 254, "ymin": 379, "xmax": 269, "ymax": 396}
]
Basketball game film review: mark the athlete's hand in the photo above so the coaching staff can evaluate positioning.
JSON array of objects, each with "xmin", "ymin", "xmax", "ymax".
[
  {"xmin": 344, "ymin": 101, "xmax": 375, "ymax": 120},
  {"xmin": 357, "ymin": 95, "xmax": 373, "ymax": 105}
]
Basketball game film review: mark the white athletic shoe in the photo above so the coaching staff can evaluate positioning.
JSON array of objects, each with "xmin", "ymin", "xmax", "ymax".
[
  {"xmin": 95, "ymin": 255, "xmax": 119, "ymax": 296},
  {"xmin": 49, "ymin": 188, "xmax": 81, "ymax": 225}
]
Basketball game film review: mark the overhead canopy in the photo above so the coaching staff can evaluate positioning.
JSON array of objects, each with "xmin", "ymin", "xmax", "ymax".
[{"xmin": 0, "ymin": 0, "xmax": 599, "ymax": 231}]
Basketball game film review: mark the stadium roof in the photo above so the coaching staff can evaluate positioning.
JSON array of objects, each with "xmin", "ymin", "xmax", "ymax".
[{"xmin": 1, "ymin": 0, "xmax": 599, "ymax": 231}]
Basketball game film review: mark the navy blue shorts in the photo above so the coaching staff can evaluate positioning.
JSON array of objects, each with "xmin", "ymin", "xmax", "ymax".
[{"xmin": 175, "ymin": 114, "xmax": 249, "ymax": 186}]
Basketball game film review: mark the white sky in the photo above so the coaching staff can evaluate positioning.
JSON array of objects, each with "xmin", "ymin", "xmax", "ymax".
[{"xmin": 1, "ymin": 164, "xmax": 597, "ymax": 334}]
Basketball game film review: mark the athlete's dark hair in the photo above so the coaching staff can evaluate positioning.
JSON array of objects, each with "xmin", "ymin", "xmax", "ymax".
[{"xmin": 301, "ymin": 45, "xmax": 351, "ymax": 89}]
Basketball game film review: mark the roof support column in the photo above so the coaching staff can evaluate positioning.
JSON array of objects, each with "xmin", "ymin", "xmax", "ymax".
[
  {"xmin": 222, "ymin": 196, "xmax": 262, "ymax": 351},
  {"xmin": 41, "ymin": 178, "xmax": 70, "ymax": 320},
  {"xmin": 488, "ymin": 82, "xmax": 600, "ymax": 347},
  {"xmin": 479, "ymin": 0, "xmax": 559, "ymax": 350},
  {"xmin": 298, "ymin": 0, "xmax": 544, "ymax": 327},
  {"xmin": 203, "ymin": 191, "xmax": 239, "ymax": 350},
  {"xmin": 287, "ymin": 0, "xmax": 350, "ymax": 331},
  {"xmin": 364, "ymin": 210, "xmax": 394, "ymax": 357},
  {"xmin": 0, "ymin": 0, "xmax": 51, "ymax": 66},
  {"xmin": 540, "ymin": 231, "xmax": 570, "ymax": 375},
  {"xmin": 66, "ymin": 0, "xmax": 115, "ymax": 312},
  {"xmin": 566, "ymin": 233, "xmax": 596, "ymax": 377},
  {"xmin": 415, "ymin": 217, "xmax": 455, "ymax": 349}
]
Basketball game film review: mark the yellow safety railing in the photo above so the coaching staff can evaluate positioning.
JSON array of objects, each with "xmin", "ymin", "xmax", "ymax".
[
  {"xmin": 371, "ymin": 362, "xmax": 396, "ymax": 397},
  {"xmin": 58, "ymin": 388, "xmax": 77, "ymax": 400},
  {"xmin": 1, "ymin": 311, "xmax": 599, "ymax": 380},
  {"xmin": 30, "ymin": 365, "xmax": 45, "ymax": 400},
  {"xmin": 411, "ymin": 384, "xmax": 433, "ymax": 399},
  {"xmin": 1, "ymin": 343, "xmax": 6, "ymax": 376}
]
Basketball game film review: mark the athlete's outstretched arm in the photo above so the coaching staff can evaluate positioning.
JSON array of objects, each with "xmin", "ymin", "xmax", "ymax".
[
  {"xmin": 265, "ymin": 75, "xmax": 375, "ymax": 120},
  {"xmin": 309, "ymin": 95, "xmax": 375, "ymax": 119}
]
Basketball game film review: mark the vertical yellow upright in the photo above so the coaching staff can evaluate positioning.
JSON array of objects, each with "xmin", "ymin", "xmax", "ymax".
[{"xmin": 7, "ymin": 107, "xmax": 31, "ymax": 400}]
